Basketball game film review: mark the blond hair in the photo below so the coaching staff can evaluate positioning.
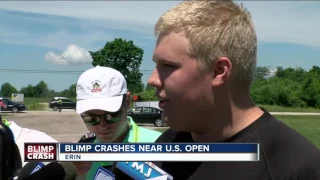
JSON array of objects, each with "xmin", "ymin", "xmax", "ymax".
[{"xmin": 154, "ymin": 0, "xmax": 257, "ymax": 88}]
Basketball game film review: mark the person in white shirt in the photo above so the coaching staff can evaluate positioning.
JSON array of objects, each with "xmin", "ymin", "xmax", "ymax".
[{"xmin": 2, "ymin": 118, "xmax": 57, "ymax": 166}]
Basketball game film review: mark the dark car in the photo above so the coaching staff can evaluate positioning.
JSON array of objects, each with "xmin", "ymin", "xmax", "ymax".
[
  {"xmin": 49, "ymin": 97, "xmax": 76, "ymax": 111},
  {"xmin": 127, "ymin": 107, "xmax": 164, "ymax": 127},
  {"xmin": 0, "ymin": 97, "xmax": 25, "ymax": 113}
]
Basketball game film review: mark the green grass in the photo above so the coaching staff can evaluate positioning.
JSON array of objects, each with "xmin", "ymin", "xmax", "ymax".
[
  {"xmin": 259, "ymin": 104, "xmax": 320, "ymax": 112},
  {"xmin": 23, "ymin": 97, "xmax": 52, "ymax": 105},
  {"xmin": 19, "ymin": 98, "xmax": 320, "ymax": 112},
  {"xmin": 23, "ymin": 97, "xmax": 76, "ymax": 105},
  {"xmin": 155, "ymin": 115, "xmax": 320, "ymax": 149},
  {"xmin": 22, "ymin": 97, "xmax": 76, "ymax": 110},
  {"xmin": 275, "ymin": 115, "xmax": 320, "ymax": 148},
  {"xmin": 27, "ymin": 103, "xmax": 47, "ymax": 111}
]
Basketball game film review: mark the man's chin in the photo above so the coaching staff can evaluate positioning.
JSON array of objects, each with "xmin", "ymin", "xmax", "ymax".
[
  {"xmin": 96, "ymin": 132, "xmax": 114, "ymax": 142},
  {"xmin": 165, "ymin": 118, "xmax": 193, "ymax": 132}
]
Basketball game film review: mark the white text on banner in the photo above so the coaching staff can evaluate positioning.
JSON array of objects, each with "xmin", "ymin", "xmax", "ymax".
[
  {"xmin": 58, "ymin": 153, "xmax": 258, "ymax": 162},
  {"xmin": 57, "ymin": 143, "xmax": 259, "ymax": 162}
]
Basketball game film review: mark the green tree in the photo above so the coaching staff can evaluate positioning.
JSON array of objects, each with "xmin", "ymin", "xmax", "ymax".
[
  {"xmin": 67, "ymin": 84, "xmax": 77, "ymax": 97},
  {"xmin": 47, "ymin": 90, "xmax": 59, "ymax": 97},
  {"xmin": 90, "ymin": 38, "xmax": 144, "ymax": 94},
  {"xmin": 253, "ymin": 66, "xmax": 270, "ymax": 81},
  {"xmin": 0, "ymin": 82, "xmax": 18, "ymax": 97},
  {"xmin": 34, "ymin": 81, "xmax": 49, "ymax": 97},
  {"xmin": 60, "ymin": 84, "xmax": 77, "ymax": 98},
  {"xmin": 309, "ymin": 66, "xmax": 320, "ymax": 77},
  {"xmin": 136, "ymin": 85, "xmax": 158, "ymax": 101},
  {"xmin": 275, "ymin": 66, "xmax": 285, "ymax": 78},
  {"xmin": 275, "ymin": 66, "xmax": 307, "ymax": 83},
  {"xmin": 251, "ymin": 77, "xmax": 306, "ymax": 107},
  {"xmin": 20, "ymin": 84, "xmax": 35, "ymax": 97},
  {"xmin": 300, "ymin": 76, "xmax": 320, "ymax": 107}
]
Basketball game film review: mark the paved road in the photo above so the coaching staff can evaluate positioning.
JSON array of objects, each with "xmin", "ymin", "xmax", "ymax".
[
  {"xmin": 2, "ymin": 110, "xmax": 319, "ymax": 142},
  {"xmin": 3, "ymin": 110, "xmax": 320, "ymax": 115},
  {"xmin": 3, "ymin": 111, "xmax": 87, "ymax": 142},
  {"xmin": 2, "ymin": 111, "xmax": 162, "ymax": 142}
]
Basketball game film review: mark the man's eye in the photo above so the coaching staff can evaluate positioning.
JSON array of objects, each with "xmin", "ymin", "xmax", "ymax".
[
  {"xmin": 163, "ymin": 63, "xmax": 175, "ymax": 68},
  {"xmin": 83, "ymin": 116, "xmax": 97, "ymax": 122}
]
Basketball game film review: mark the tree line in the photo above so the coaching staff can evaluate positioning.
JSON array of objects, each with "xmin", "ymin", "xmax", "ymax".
[
  {"xmin": 1, "ymin": 38, "xmax": 319, "ymax": 108},
  {"xmin": 252, "ymin": 66, "xmax": 320, "ymax": 108},
  {"xmin": 0, "ymin": 81, "xmax": 76, "ymax": 99},
  {"xmin": 2, "ymin": 65, "xmax": 319, "ymax": 108}
]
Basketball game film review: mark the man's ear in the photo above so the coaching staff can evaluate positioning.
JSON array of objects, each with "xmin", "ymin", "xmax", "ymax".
[
  {"xmin": 126, "ymin": 92, "xmax": 131, "ymax": 107},
  {"xmin": 212, "ymin": 57, "xmax": 232, "ymax": 87}
]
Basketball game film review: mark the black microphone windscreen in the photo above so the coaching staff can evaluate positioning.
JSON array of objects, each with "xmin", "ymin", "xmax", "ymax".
[
  {"xmin": 17, "ymin": 162, "xmax": 41, "ymax": 180},
  {"xmin": 19, "ymin": 162, "xmax": 77, "ymax": 180},
  {"xmin": 60, "ymin": 162, "xmax": 78, "ymax": 180}
]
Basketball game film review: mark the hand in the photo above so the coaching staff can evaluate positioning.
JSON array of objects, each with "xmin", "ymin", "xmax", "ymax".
[{"xmin": 72, "ymin": 161, "xmax": 92, "ymax": 176}]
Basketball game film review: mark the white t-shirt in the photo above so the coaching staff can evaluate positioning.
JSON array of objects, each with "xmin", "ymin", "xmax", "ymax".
[{"xmin": 9, "ymin": 121, "xmax": 57, "ymax": 167}]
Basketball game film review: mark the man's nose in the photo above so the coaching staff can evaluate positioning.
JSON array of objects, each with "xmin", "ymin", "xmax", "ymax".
[
  {"xmin": 99, "ymin": 117, "xmax": 108, "ymax": 128},
  {"xmin": 147, "ymin": 68, "xmax": 162, "ymax": 89}
]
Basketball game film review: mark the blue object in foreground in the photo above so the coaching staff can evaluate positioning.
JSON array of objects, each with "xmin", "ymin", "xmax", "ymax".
[
  {"xmin": 30, "ymin": 162, "xmax": 44, "ymax": 175},
  {"xmin": 93, "ymin": 166, "xmax": 115, "ymax": 180}
]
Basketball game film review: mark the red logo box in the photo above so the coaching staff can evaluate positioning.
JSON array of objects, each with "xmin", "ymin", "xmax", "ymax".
[{"xmin": 24, "ymin": 143, "xmax": 57, "ymax": 161}]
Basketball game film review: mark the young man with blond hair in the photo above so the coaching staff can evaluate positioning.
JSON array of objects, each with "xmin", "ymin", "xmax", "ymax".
[{"xmin": 148, "ymin": 1, "xmax": 320, "ymax": 179}]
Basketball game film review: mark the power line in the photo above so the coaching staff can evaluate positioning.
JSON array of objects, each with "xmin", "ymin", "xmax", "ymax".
[
  {"xmin": 0, "ymin": 68, "xmax": 154, "ymax": 72},
  {"xmin": 0, "ymin": 68, "xmax": 277, "ymax": 75},
  {"xmin": 0, "ymin": 68, "xmax": 153, "ymax": 74}
]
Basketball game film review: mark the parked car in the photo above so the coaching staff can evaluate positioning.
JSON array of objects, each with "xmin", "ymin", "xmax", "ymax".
[
  {"xmin": 0, "ymin": 97, "xmax": 25, "ymax": 113},
  {"xmin": 49, "ymin": 97, "xmax": 76, "ymax": 111},
  {"xmin": 127, "ymin": 107, "xmax": 164, "ymax": 127}
]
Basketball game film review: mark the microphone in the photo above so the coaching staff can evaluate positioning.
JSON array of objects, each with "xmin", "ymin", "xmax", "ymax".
[
  {"xmin": 93, "ymin": 166, "xmax": 115, "ymax": 180},
  {"xmin": 114, "ymin": 162, "xmax": 173, "ymax": 180},
  {"xmin": 30, "ymin": 162, "xmax": 45, "ymax": 174},
  {"xmin": 18, "ymin": 162, "xmax": 77, "ymax": 180},
  {"xmin": 60, "ymin": 162, "xmax": 78, "ymax": 180},
  {"xmin": 17, "ymin": 162, "xmax": 45, "ymax": 179}
]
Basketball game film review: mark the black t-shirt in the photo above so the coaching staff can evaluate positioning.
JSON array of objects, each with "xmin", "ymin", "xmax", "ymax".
[{"xmin": 154, "ymin": 110, "xmax": 320, "ymax": 180}]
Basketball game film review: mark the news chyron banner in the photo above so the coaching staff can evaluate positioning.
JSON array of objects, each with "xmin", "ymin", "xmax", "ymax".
[{"xmin": 24, "ymin": 143, "xmax": 259, "ymax": 162}]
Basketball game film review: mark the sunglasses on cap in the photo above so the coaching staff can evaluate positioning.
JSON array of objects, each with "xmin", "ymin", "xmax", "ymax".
[{"xmin": 80, "ymin": 108, "xmax": 124, "ymax": 126}]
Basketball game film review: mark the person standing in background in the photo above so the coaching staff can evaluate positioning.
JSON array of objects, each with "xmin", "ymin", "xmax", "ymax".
[
  {"xmin": 58, "ymin": 98, "xmax": 62, "ymax": 112},
  {"xmin": 0, "ymin": 99, "xmax": 4, "ymax": 113},
  {"xmin": 0, "ymin": 98, "xmax": 7, "ymax": 113},
  {"xmin": 73, "ymin": 66, "xmax": 162, "ymax": 180},
  {"xmin": 148, "ymin": 0, "xmax": 320, "ymax": 179}
]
